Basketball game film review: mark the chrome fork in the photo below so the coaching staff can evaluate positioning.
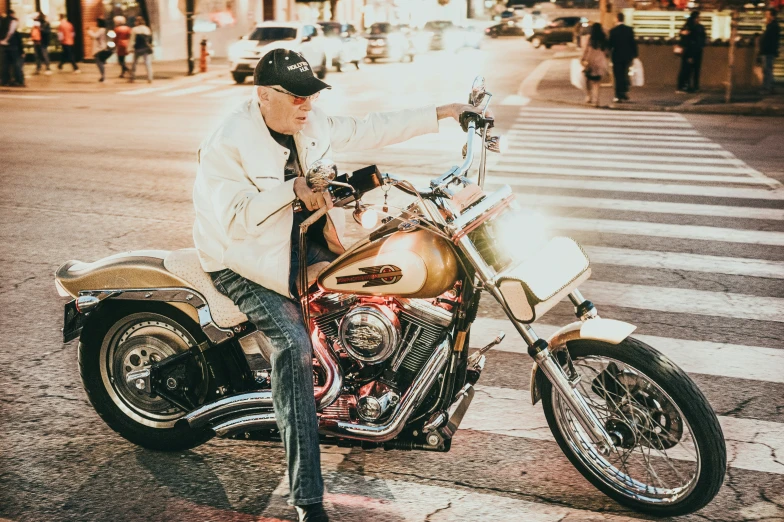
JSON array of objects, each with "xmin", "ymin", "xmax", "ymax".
[{"xmin": 484, "ymin": 284, "xmax": 615, "ymax": 453}]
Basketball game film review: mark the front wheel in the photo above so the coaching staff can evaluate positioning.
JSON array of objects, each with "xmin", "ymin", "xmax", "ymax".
[{"xmin": 540, "ymin": 337, "xmax": 726, "ymax": 516}]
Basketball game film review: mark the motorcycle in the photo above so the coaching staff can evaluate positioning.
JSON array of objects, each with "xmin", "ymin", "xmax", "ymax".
[{"xmin": 55, "ymin": 78, "xmax": 726, "ymax": 516}]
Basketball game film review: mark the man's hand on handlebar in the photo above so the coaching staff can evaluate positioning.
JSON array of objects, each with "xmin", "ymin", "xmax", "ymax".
[
  {"xmin": 436, "ymin": 103, "xmax": 495, "ymax": 122},
  {"xmin": 294, "ymin": 177, "xmax": 333, "ymax": 211}
]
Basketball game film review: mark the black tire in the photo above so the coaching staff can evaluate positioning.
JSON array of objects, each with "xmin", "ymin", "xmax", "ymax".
[
  {"xmin": 540, "ymin": 337, "xmax": 726, "ymax": 516},
  {"xmin": 232, "ymin": 72, "xmax": 247, "ymax": 84},
  {"xmin": 544, "ymin": 43, "xmax": 552, "ymax": 49},
  {"xmin": 78, "ymin": 303, "xmax": 214, "ymax": 451}
]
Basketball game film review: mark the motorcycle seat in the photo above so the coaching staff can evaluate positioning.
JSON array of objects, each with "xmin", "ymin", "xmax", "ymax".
[{"xmin": 163, "ymin": 249, "xmax": 249, "ymax": 329}]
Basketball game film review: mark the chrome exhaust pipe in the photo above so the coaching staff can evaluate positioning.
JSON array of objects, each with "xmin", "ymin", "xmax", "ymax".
[
  {"xmin": 319, "ymin": 338, "xmax": 450, "ymax": 442},
  {"xmin": 186, "ymin": 330, "xmax": 343, "ymax": 430},
  {"xmin": 212, "ymin": 412, "xmax": 277, "ymax": 438}
]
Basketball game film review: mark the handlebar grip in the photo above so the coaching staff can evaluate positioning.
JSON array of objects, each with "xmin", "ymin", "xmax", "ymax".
[
  {"xmin": 459, "ymin": 111, "xmax": 495, "ymax": 133},
  {"xmin": 300, "ymin": 205, "xmax": 329, "ymax": 229}
]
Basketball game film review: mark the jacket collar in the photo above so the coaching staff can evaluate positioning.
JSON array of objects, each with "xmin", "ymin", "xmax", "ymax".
[{"xmin": 250, "ymin": 91, "xmax": 320, "ymax": 171}]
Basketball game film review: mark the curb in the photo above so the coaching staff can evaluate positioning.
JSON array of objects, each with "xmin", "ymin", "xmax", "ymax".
[
  {"xmin": 531, "ymin": 92, "xmax": 784, "ymax": 116},
  {"xmin": 0, "ymin": 68, "xmax": 226, "ymax": 95},
  {"xmin": 529, "ymin": 58, "xmax": 784, "ymax": 117}
]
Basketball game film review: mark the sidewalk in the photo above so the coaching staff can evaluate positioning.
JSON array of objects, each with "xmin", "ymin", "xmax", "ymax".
[
  {"xmin": 0, "ymin": 58, "xmax": 228, "ymax": 94},
  {"xmin": 531, "ymin": 53, "xmax": 784, "ymax": 117}
]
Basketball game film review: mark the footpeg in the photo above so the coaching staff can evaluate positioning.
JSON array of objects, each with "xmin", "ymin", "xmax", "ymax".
[{"xmin": 467, "ymin": 332, "xmax": 505, "ymax": 370}]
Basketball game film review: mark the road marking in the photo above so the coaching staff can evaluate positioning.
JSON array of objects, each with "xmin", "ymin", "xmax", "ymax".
[
  {"xmin": 499, "ymin": 94, "xmax": 531, "ymax": 106},
  {"xmin": 0, "ymin": 93, "xmax": 59, "ymax": 99},
  {"xmin": 479, "ymin": 176, "xmax": 784, "ymax": 200},
  {"xmin": 551, "ymin": 216, "xmax": 784, "ymax": 246},
  {"xmin": 505, "ymin": 148, "xmax": 739, "ymax": 164},
  {"xmin": 465, "ymin": 385, "xmax": 784, "ymax": 475},
  {"xmin": 517, "ymin": 111, "xmax": 687, "ymax": 122},
  {"xmin": 202, "ymin": 87, "xmax": 250, "ymax": 98},
  {"xmin": 515, "ymin": 193, "xmax": 784, "ymax": 220},
  {"xmin": 161, "ymin": 85, "xmax": 216, "ymax": 97},
  {"xmin": 515, "ymin": 117, "xmax": 694, "ymax": 128},
  {"xmin": 584, "ymin": 246, "xmax": 784, "ymax": 279},
  {"xmin": 508, "ymin": 129, "xmax": 709, "ymax": 142},
  {"xmin": 509, "ymin": 124, "xmax": 700, "ymax": 136},
  {"xmin": 494, "ymin": 165, "xmax": 768, "ymax": 184},
  {"xmin": 472, "ymin": 319, "xmax": 784, "ymax": 384},
  {"xmin": 499, "ymin": 156, "xmax": 754, "ymax": 175},
  {"xmin": 504, "ymin": 141, "xmax": 729, "ymax": 156},
  {"xmin": 567, "ymin": 280, "xmax": 784, "ymax": 321},
  {"xmin": 119, "ymin": 85, "xmax": 177, "ymax": 95},
  {"xmin": 516, "ymin": 105, "xmax": 686, "ymax": 119}
]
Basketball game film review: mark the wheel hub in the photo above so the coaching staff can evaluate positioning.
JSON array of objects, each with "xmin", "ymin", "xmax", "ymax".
[{"xmin": 114, "ymin": 336, "xmax": 178, "ymax": 413}]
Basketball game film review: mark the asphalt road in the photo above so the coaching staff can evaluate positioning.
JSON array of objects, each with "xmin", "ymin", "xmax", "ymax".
[{"xmin": 1, "ymin": 39, "xmax": 783, "ymax": 522}]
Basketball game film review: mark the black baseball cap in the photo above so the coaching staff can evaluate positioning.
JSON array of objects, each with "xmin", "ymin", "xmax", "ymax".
[{"xmin": 253, "ymin": 49, "xmax": 331, "ymax": 97}]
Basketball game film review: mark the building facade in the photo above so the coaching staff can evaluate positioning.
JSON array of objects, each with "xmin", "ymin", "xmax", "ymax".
[{"xmin": 1, "ymin": 0, "xmax": 471, "ymax": 61}]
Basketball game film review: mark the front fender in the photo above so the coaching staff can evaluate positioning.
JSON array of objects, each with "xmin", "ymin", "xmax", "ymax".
[{"xmin": 530, "ymin": 318, "xmax": 637, "ymax": 405}]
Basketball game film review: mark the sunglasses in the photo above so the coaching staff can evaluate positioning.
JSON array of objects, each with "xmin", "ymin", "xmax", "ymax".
[{"xmin": 270, "ymin": 86, "xmax": 320, "ymax": 105}]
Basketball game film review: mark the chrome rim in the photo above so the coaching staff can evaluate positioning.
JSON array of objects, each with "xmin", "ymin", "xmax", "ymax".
[
  {"xmin": 100, "ymin": 314, "xmax": 207, "ymax": 428},
  {"xmin": 552, "ymin": 356, "xmax": 701, "ymax": 505}
]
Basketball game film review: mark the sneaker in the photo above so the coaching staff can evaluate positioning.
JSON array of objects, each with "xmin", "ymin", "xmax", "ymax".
[
  {"xmin": 44, "ymin": 70, "xmax": 52, "ymax": 75},
  {"xmin": 295, "ymin": 503, "xmax": 329, "ymax": 522},
  {"xmin": 74, "ymin": 69, "xmax": 81, "ymax": 74},
  {"xmin": 612, "ymin": 97, "xmax": 621, "ymax": 103},
  {"xmin": 676, "ymin": 89, "xmax": 687, "ymax": 94},
  {"xmin": 99, "ymin": 78, "xmax": 104, "ymax": 82}
]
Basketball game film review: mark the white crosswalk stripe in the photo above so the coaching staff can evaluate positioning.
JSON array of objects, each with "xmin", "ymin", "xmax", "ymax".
[{"xmin": 333, "ymin": 104, "xmax": 784, "ymax": 491}]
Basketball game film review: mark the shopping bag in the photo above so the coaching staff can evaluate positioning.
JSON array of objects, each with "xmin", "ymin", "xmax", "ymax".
[
  {"xmin": 570, "ymin": 58, "xmax": 586, "ymax": 90},
  {"xmin": 630, "ymin": 58, "xmax": 645, "ymax": 87}
]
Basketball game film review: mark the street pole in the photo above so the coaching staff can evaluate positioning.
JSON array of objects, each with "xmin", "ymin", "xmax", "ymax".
[{"xmin": 186, "ymin": 0, "xmax": 195, "ymax": 75}]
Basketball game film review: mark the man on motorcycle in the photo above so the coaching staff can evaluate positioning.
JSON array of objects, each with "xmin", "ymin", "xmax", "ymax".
[{"xmin": 192, "ymin": 48, "xmax": 481, "ymax": 522}]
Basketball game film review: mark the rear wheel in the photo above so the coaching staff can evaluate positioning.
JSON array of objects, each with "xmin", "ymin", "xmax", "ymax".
[
  {"xmin": 540, "ymin": 338, "xmax": 726, "ymax": 516},
  {"xmin": 232, "ymin": 72, "xmax": 247, "ymax": 84},
  {"xmin": 79, "ymin": 304, "xmax": 213, "ymax": 451}
]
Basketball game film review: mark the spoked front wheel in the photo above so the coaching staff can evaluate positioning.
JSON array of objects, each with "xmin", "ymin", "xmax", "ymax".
[{"xmin": 540, "ymin": 338, "xmax": 726, "ymax": 516}]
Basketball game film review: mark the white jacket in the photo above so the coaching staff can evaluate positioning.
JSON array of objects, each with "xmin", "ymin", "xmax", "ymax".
[{"xmin": 192, "ymin": 95, "xmax": 440, "ymax": 297}]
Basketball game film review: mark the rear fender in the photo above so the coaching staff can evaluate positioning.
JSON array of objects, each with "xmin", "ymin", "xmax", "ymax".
[{"xmin": 530, "ymin": 319, "xmax": 637, "ymax": 405}]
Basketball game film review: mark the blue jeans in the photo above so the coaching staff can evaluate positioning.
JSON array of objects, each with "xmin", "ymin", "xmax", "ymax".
[
  {"xmin": 762, "ymin": 54, "xmax": 776, "ymax": 94},
  {"xmin": 210, "ymin": 240, "xmax": 336, "ymax": 506}
]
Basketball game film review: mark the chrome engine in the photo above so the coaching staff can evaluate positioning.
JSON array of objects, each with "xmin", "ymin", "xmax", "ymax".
[{"xmin": 312, "ymin": 292, "xmax": 455, "ymax": 422}]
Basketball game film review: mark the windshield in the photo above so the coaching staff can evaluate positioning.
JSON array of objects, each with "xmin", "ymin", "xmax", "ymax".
[
  {"xmin": 368, "ymin": 23, "xmax": 393, "ymax": 35},
  {"xmin": 424, "ymin": 21, "xmax": 454, "ymax": 30},
  {"xmin": 247, "ymin": 27, "xmax": 297, "ymax": 41}
]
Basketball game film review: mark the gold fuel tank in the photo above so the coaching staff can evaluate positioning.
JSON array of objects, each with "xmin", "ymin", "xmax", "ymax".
[{"xmin": 318, "ymin": 228, "xmax": 459, "ymax": 298}]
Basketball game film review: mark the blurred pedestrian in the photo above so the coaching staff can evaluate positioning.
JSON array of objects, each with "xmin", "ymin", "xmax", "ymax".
[
  {"xmin": 0, "ymin": 9, "xmax": 25, "ymax": 87},
  {"xmin": 676, "ymin": 11, "xmax": 706, "ymax": 93},
  {"xmin": 57, "ymin": 14, "xmax": 80, "ymax": 73},
  {"xmin": 129, "ymin": 16, "xmax": 153, "ymax": 83},
  {"xmin": 0, "ymin": 12, "xmax": 7, "ymax": 86},
  {"xmin": 31, "ymin": 13, "xmax": 52, "ymax": 75},
  {"xmin": 608, "ymin": 12, "xmax": 637, "ymax": 102},
  {"xmin": 113, "ymin": 16, "xmax": 131, "ymax": 78},
  {"xmin": 89, "ymin": 18, "xmax": 110, "ymax": 82},
  {"xmin": 759, "ymin": 8, "xmax": 780, "ymax": 95},
  {"xmin": 582, "ymin": 23, "xmax": 609, "ymax": 107}
]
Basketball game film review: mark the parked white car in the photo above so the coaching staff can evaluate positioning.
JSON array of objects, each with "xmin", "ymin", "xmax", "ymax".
[
  {"xmin": 317, "ymin": 21, "xmax": 367, "ymax": 71},
  {"xmin": 228, "ymin": 22, "xmax": 331, "ymax": 84}
]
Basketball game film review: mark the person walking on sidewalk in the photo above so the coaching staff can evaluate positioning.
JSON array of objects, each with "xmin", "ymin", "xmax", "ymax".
[
  {"xmin": 677, "ymin": 11, "xmax": 707, "ymax": 93},
  {"xmin": 113, "ymin": 16, "xmax": 131, "ymax": 78},
  {"xmin": 582, "ymin": 23, "xmax": 609, "ymax": 107},
  {"xmin": 759, "ymin": 8, "xmax": 780, "ymax": 95},
  {"xmin": 31, "ymin": 13, "xmax": 52, "ymax": 75},
  {"xmin": 89, "ymin": 18, "xmax": 110, "ymax": 82},
  {"xmin": 57, "ymin": 14, "xmax": 80, "ymax": 73},
  {"xmin": 129, "ymin": 16, "xmax": 153, "ymax": 83},
  {"xmin": 608, "ymin": 12, "xmax": 638, "ymax": 102},
  {"xmin": 0, "ymin": 10, "xmax": 25, "ymax": 87}
]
